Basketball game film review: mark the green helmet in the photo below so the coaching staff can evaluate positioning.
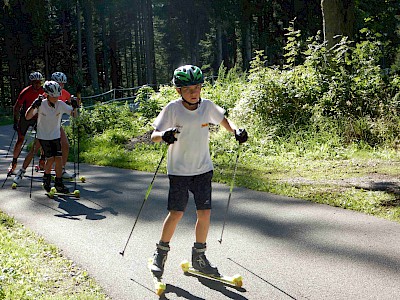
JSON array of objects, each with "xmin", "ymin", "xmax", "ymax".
[{"xmin": 172, "ymin": 65, "xmax": 204, "ymax": 87}]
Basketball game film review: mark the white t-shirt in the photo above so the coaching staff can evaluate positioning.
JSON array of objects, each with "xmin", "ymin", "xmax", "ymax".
[
  {"xmin": 34, "ymin": 100, "xmax": 73, "ymax": 140},
  {"xmin": 153, "ymin": 98, "xmax": 225, "ymax": 176}
]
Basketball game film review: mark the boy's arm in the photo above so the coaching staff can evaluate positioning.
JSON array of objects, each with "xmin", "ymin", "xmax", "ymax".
[
  {"xmin": 151, "ymin": 130, "xmax": 163, "ymax": 143},
  {"xmin": 220, "ymin": 117, "xmax": 248, "ymax": 144},
  {"xmin": 220, "ymin": 117, "xmax": 236, "ymax": 133},
  {"xmin": 25, "ymin": 106, "xmax": 37, "ymax": 120}
]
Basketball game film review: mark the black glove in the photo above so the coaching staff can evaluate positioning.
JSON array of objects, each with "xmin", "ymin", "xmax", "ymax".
[
  {"xmin": 71, "ymin": 97, "xmax": 79, "ymax": 109},
  {"xmin": 235, "ymin": 128, "xmax": 248, "ymax": 144},
  {"xmin": 32, "ymin": 95, "xmax": 43, "ymax": 108},
  {"xmin": 162, "ymin": 128, "xmax": 179, "ymax": 144},
  {"xmin": 13, "ymin": 120, "xmax": 18, "ymax": 131}
]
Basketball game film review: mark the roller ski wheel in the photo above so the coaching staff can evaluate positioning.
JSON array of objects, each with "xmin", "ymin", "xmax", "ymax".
[
  {"xmin": 180, "ymin": 260, "xmax": 243, "ymax": 288},
  {"xmin": 11, "ymin": 183, "xmax": 17, "ymax": 189},
  {"xmin": 79, "ymin": 176, "xmax": 86, "ymax": 183},
  {"xmin": 148, "ymin": 258, "xmax": 166, "ymax": 296}
]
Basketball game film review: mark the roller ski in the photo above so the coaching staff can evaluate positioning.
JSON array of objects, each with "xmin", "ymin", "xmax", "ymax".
[
  {"xmin": 180, "ymin": 243, "xmax": 243, "ymax": 287},
  {"xmin": 180, "ymin": 260, "xmax": 243, "ymax": 287},
  {"xmin": 148, "ymin": 258, "xmax": 167, "ymax": 296},
  {"xmin": 46, "ymin": 187, "xmax": 80, "ymax": 199}
]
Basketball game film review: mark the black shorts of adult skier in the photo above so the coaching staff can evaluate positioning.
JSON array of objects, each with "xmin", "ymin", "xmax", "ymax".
[{"xmin": 149, "ymin": 65, "xmax": 248, "ymax": 278}]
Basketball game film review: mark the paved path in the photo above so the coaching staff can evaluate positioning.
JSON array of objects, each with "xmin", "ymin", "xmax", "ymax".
[{"xmin": 0, "ymin": 124, "xmax": 399, "ymax": 300}]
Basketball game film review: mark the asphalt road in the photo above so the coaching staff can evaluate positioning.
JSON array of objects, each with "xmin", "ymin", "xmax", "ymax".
[{"xmin": 0, "ymin": 124, "xmax": 399, "ymax": 300}]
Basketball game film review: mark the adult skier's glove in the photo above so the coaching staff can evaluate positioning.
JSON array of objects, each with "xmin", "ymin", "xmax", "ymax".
[
  {"xmin": 71, "ymin": 97, "xmax": 79, "ymax": 109},
  {"xmin": 32, "ymin": 95, "xmax": 43, "ymax": 108},
  {"xmin": 162, "ymin": 128, "xmax": 179, "ymax": 144},
  {"xmin": 235, "ymin": 128, "xmax": 248, "ymax": 144}
]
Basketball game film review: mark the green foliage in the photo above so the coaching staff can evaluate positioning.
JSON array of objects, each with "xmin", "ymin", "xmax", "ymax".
[
  {"xmin": 202, "ymin": 64, "xmax": 246, "ymax": 114},
  {"xmin": 76, "ymin": 102, "xmax": 138, "ymax": 136},
  {"xmin": 138, "ymin": 85, "xmax": 176, "ymax": 121}
]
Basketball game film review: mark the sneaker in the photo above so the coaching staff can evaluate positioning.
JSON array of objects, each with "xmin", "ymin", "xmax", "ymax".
[
  {"xmin": 150, "ymin": 243, "xmax": 170, "ymax": 278},
  {"xmin": 192, "ymin": 243, "xmax": 220, "ymax": 276},
  {"xmin": 13, "ymin": 169, "xmax": 26, "ymax": 184},
  {"xmin": 62, "ymin": 169, "xmax": 74, "ymax": 179}
]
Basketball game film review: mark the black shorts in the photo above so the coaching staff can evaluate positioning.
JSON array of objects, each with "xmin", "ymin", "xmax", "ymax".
[
  {"xmin": 167, "ymin": 170, "xmax": 213, "ymax": 211},
  {"xmin": 39, "ymin": 139, "xmax": 62, "ymax": 158},
  {"xmin": 18, "ymin": 115, "xmax": 36, "ymax": 136}
]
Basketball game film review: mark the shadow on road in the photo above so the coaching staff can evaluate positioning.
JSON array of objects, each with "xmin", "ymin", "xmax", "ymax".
[{"xmin": 54, "ymin": 197, "xmax": 118, "ymax": 220}]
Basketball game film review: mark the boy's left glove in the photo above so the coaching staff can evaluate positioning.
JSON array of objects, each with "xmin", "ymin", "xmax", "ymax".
[{"xmin": 235, "ymin": 128, "xmax": 248, "ymax": 144}]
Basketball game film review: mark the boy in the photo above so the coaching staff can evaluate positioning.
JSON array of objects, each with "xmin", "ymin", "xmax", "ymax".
[
  {"xmin": 8, "ymin": 71, "xmax": 44, "ymax": 175},
  {"xmin": 25, "ymin": 81, "xmax": 78, "ymax": 193},
  {"xmin": 149, "ymin": 65, "xmax": 248, "ymax": 278}
]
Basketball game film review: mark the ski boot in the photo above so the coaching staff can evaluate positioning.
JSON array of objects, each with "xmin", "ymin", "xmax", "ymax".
[
  {"xmin": 42, "ymin": 173, "xmax": 52, "ymax": 192},
  {"xmin": 13, "ymin": 169, "xmax": 26, "ymax": 185},
  {"xmin": 55, "ymin": 177, "xmax": 70, "ymax": 194},
  {"xmin": 7, "ymin": 158, "xmax": 17, "ymax": 175},
  {"xmin": 192, "ymin": 243, "xmax": 220, "ymax": 276},
  {"xmin": 150, "ymin": 242, "xmax": 170, "ymax": 278},
  {"xmin": 62, "ymin": 168, "xmax": 74, "ymax": 179}
]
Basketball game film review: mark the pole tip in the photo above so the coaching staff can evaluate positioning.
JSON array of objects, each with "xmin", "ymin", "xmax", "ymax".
[{"xmin": 119, "ymin": 251, "xmax": 125, "ymax": 256}]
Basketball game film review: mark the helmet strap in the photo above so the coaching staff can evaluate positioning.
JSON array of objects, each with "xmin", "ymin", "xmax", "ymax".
[{"xmin": 181, "ymin": 96, "xmax": 201, "ymax": 107}]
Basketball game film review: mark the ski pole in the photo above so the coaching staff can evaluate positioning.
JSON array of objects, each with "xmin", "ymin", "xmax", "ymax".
[
  {"xmin": 218, "ymin": 143, "xmax": 241, "ymax": 244},
  {"xmin": 73, "ymin": 116, "xmax": 77, "ymax": 190},
  {"xmin": 1, "ymin": 134, "xmax": 29, "ymax": 188},
  {"xmin": 4, "ymin": 130, "xmax": 16, "ymax": 159},
  {"xmin": 29, "ymin": 131, "xmax": 38, "ymax": 199},
  {"xmin": 119, "ymin": 144, "xmax": 168, "ymax": 256}
]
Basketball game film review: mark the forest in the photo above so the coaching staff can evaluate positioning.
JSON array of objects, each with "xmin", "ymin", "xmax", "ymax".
[{"xmin": 0, "ymin": 0, "xmax": 398, "ymax": 111}]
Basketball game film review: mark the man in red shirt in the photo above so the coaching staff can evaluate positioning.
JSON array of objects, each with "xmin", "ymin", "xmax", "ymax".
[{"xmin": 8, "ymin": 72, "xmax": 44, "ymax": 175}]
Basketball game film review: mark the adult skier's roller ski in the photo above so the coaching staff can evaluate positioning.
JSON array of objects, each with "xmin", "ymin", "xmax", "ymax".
[
  {"xmin": 148, "ymin": 258, "xmax": 166, "ymax": 296},
  {"xmin": 180, "ymin": 260, "xmax": 243, "ymax": 287}
]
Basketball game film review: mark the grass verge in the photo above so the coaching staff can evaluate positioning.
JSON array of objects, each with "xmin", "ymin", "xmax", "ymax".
[
  {"xmin": 0, "ymin": 210, "xmax": 109, "ymax": 299},
  {"xmin": 79, "ymin": 129, "xmax": 400, "ymax": 224}
]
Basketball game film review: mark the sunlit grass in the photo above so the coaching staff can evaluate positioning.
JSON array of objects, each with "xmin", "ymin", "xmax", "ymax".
[
  {"xmin": 77, "ymin": 127, "xmax": 400, "ymax": 223},
  {"xmin": 0, "ymin": 211, "xmax": 109, "ymax": 299}
]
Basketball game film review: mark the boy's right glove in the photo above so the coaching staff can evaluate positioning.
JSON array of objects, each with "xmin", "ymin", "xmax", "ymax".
[
  {"xmin": 32, "ymin": 95, "xmax": 43, "ymax": 108},
  {"xmin": 162, "ymin": 128, "xmax": 179, "ymax": 144},
  {"xmin": 235, "ymin": 128, "xmax": 248, "ymax": 144}
]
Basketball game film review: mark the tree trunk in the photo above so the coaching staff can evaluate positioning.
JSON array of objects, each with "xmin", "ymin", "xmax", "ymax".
[
  {"xmin": 321, "ymin": 0, "xmax": 355, "ymax": 48},
  {"xmin": 81, "ymin": 0, "xmax": 99, "ymax": 92},
  {"xmin": 142, "ymin": 0, "xmax": 156, "ymax": 85},
  {"xmin": 216, "ymin": 22, "xmax": 223, "ymax": 68}
]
